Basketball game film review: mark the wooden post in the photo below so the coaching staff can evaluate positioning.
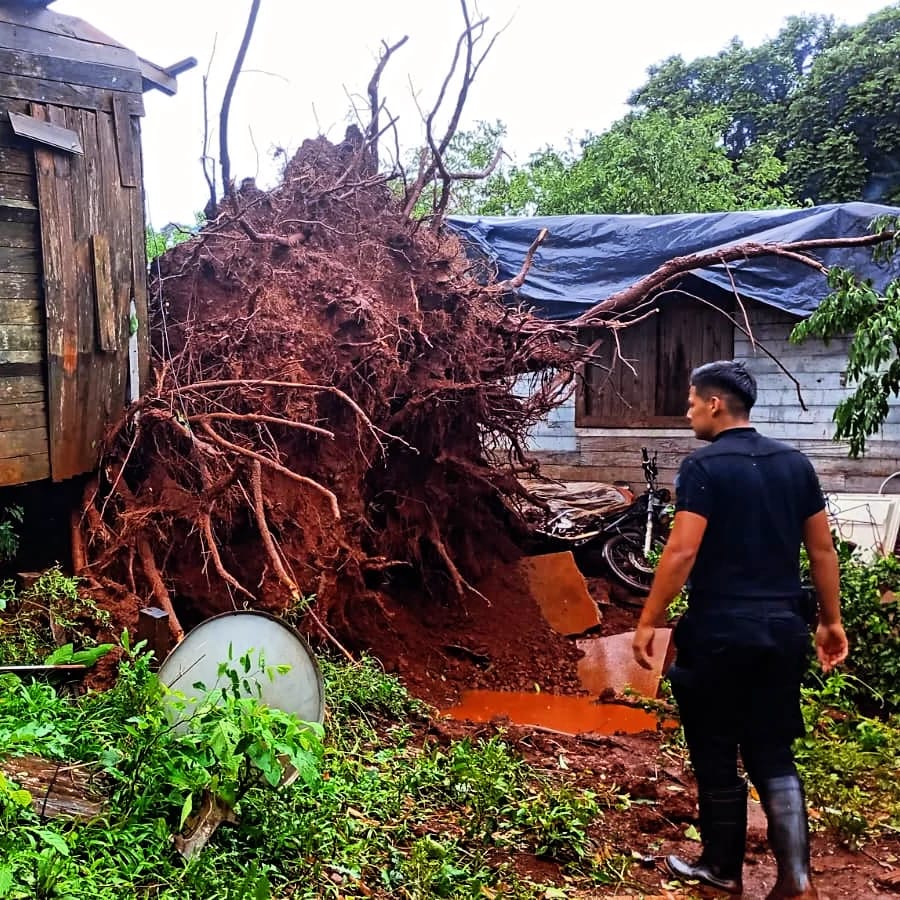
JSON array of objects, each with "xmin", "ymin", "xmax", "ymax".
[{"xmin": 136, "ymin": 606, "xmax": 171, "ymax": 668}]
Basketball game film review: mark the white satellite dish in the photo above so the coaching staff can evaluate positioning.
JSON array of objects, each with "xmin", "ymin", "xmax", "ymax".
[{"xmin": 158, "ymin": 610, "xmax": 325, "ymax": 728}]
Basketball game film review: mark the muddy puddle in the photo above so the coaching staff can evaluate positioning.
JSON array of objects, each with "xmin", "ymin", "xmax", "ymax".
[
  {"xmin": 442, "ymin": 620, "xmax": 674, "ymax": 735},
  {"xmin": 443, "ymin": 554, "xmax": 674, "ymax": 736},
  {"xmin": 443, "ymin": 689, "xmax": 660, "ymax": 735}
]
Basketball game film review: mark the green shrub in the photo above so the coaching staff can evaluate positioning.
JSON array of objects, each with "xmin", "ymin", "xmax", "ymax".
[{"xmin": 821, "ymin": 543, "xmax": 900, "ymax": 711}]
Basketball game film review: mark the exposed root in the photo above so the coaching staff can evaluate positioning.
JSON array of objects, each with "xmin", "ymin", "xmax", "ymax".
[{"xmin": 137, "ymin": 539, "xmax": 184, "ymax": 642}]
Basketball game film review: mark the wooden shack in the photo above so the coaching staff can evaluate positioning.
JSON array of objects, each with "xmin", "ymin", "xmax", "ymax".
[
  {"xmin": 448, "ymin": 206, "xmax": 900, "ymax": 495},
  {"xmin": 0, "ymin": 1, "xmax": 190, "ymax": 488}
]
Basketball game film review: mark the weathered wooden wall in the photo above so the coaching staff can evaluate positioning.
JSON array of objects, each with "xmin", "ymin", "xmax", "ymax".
[
  {"xmin": 527, "ymin": 301, "xmax": 900, "ymax": 494},
  {"xmin": 0, "ymin": 95, "xmax": 48, "ymax": 485},
  {"xmin": 0, "ymin": 3, "xmax": 149, "ymax": 486}
]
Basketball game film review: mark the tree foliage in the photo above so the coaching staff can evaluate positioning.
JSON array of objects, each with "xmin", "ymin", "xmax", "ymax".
[
  {"xmin": 791, "ymin": 216, "xmax": 900, "ymax": 456},
  {"xmin": 784, "ymin": 6, "xmax": 900, "ymax": 204},
  {"xmin": 629, "ymin": 15, "xmax": 838, "ymax": 158},
  {"xmin": 475, "ymin": 111, "xmax": 792, "ymax": 216},
  {"xmin": 628, "ymin": 6, "xmax": 900, "ymax": 204}
]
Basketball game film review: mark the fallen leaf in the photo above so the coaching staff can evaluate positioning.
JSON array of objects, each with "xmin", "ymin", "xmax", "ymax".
[{"xmin": 684, "ymin": 824, "xmax": 701, "ymax": 841}]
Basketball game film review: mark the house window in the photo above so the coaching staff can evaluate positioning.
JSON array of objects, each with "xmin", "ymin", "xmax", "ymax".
[{"xmin": 575, "ymin": 294, "xmax": 734, "ymax": 428}]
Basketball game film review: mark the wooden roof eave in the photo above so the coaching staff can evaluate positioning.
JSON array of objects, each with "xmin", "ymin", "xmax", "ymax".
[{"xmin": 138, "ymin": 56, "xmax": 198, "ymax": 97}]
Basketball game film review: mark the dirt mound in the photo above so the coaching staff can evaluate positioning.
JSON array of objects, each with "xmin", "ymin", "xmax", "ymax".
[
  {"xmin": 352, "ymin": 557, "xmax": 590, "ymax": 707},
  {"xmin": 78, "ymin": 134, "xmax": 571, "ymax": 662}
]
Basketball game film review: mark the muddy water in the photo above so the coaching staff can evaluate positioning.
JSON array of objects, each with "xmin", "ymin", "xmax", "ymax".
[{"xmin": 443, "ymin": 689, "xmax": 660, "ymax": 735}]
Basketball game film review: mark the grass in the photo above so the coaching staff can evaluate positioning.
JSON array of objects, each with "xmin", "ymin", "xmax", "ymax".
[
  {"xmin": 0, "ymin": 567, "xmax": 109, "ymax": 666},
  {"xmin": 794, "ymin": 672, "xmax": 900, "ymax": 844},
  {"xmin": 0, "ymin": 648, "xmax": 635, "ymax": 900}
]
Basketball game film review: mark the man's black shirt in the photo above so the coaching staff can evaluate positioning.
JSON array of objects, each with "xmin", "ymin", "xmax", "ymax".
[{"xmin": 675, "ymin": 427, "xmax": 826, "ymax": 602}]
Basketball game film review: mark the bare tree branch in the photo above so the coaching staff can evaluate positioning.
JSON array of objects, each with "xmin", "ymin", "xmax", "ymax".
[
  {"xmin": 220, "ymin": 0, "xmax": 263, "ymax": 199},
  {"xmin": 491, "ymin": 228, "xmax": 548, "ymax": 292},
  {"xmin": 448, "ymin": 144, "xmax": 505, "ymax": 181},
  {"xmin": 402, "ymin": 0, "xmax": 504, "ymax": 222},
  {"xmin": 365, "ymin": 36, "xmax": 409, "ymax": 171},
  {"xmin": 201, "ymin": 36, "xmax": 218, "ymax": 214}
]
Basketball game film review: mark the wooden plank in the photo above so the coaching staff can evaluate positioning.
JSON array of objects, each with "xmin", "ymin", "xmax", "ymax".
[
  {"xmin": 0, "ymin": 452, "xmax": 49, "ymax": 485},
  {"xmin": 0, "ymin": 73, "xmax": 143, "ymax": 116},
  {"xmin": 0, "ymin": 755, "xmax": 105, "ymax": 819},
  {"xmin": 0, "ymin": 7, "xmax": 128, "ymax": 48},
  {"xmin": 0, "ymin": 21, "xmax": 138, "ymax": 69},
  {"xmin": 0, "ymin": 271, "xmax": 39, "ymax": 298},
  {"xmin": 656, "ymin": 296, "xmax": 693, "ymax": 417},
  {"xmin": 0, "ymin": 199, "xmax": 38, "ymax": 224},
  {"xmin": 129, "ymin": 114, "xmax": 149, "ymax": 391},
  {"xmin": 753, "ymin": 372, "xmax": 851, "ymax": 393},
  {"xmin": 0, "ymin": 245, "xmax": 38, "ymax": 273},
  {"xmin": 9, "ymin": 110, "xmax": 82, "ymax": 154},
  {"xmin": 0, "ymin": 221, "xmax": 38, "ymax": 248},
  {"xmin": 0, "ymin": 373, "xmax": 43, "ymax": 400},
  {"xmin": 0, "ymin": 398, "xmax": 45, "ymax": 430},
  {"xmin": 0, "ymin": 360, "xmax": 41, "ymax": 378},
  {"xmin": 97, "ymin": 108, "xmax": 130, "ymax": 338},
  {"xmin": 92, "ymin": 109, "xmax": 130, "ymax": 435},
  {"xmin": 0, "ymin": 425, "xmax": 47, "ymax": 457},
  {"xmin": 0, "ymin": 324, "xmax": 41, "ymax": 350},
  {"xmin": 32, "ymin": 102, "xmax": 84, "ymax": 480},
  {"xmin": 738, "ymin": 340, "xmax": 851, "ymax": 359},
  {"xmin": 138, "ymin": 56, "xmax": 178, "ymax": 96},
  {"xmin": 0, "ymin": 144, "xmax": 34, "ymax": 174},
  {"xmin": 0, "ymin": 47, "xmax": 142, "ymax": 93},
  {"xmin": 64, "ymin": 108, "xmax": 93, "ymax": 358},
  {"xmin": 0, "ymin": 304, "xmax": 40, "ymax": 336},
  {"xmin": 91, "ymin": 233, "xmax": 115, "ymax": 350},
  {"xmin": 0, "ymin": 350, "xmax": 44, "ymax": 362},
  {"xmin": 0, "ymin": 170, "xmax": 36, "ymax": 201},
  {"xmin": 748, "ymin": 355, "xmax": 855, "ymax": 376},
  {"xmin": 79, "ymin": 108, "xmax": 105, "ymax": 456},
  {"xmin": 111, "ymin": 94, "xmax": 137, "ymax": 186}
]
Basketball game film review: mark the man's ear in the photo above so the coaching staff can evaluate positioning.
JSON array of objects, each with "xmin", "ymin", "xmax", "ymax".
[{"xmin": 708, "ymin": 394, "xmax": 724, "ymax": 416}]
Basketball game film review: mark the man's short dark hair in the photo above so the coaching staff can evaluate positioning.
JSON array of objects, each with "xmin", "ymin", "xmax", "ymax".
[{"xmin": 690, "ymin": 360, "xmax": 757, "ymax": 415}]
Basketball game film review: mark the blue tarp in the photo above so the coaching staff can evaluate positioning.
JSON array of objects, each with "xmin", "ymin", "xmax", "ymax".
[{"xmin": 446, "ymin": 203, "xmax": 900, "ymax": 320}]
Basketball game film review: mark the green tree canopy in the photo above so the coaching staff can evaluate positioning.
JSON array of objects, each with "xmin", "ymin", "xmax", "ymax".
[
  {"xmin": 784, "ymin": 6, "xmax": 900, "ymax": 204},
  {"xmin": 627, "ymin": 6, "xmax": 900, "ymax": 204},
  {"xmin": 628, "ymin": 15, "xmax": 838, "ymax": 158},
  {"xmin": 477, "ymin": 110, "xmax": 792, "ymax": 216}
]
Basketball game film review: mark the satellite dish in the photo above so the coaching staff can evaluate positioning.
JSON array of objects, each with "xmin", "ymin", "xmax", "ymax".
[{"xmin": 158, "ymin": 610, "xmax": 325, "ymax": 728}]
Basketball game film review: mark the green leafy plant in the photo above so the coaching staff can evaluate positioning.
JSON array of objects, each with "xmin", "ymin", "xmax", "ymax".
[
  {"xmin": 791, "ymin": 215, "xmax": 900, "ymax": 457},
  {"xmin": 0, "ymin": 566, "xmax": 111, "ymax": 665},
  {"xmin": 45, "ymin": 643, "xmax": 114, "ymax": 667},
  {"xmin": 0, "ymin": 642, "xmax": 636, "ymax": 899},
  {"xmin": 799, "ymin": 539, "xmax": 900, "ymax": 711},
  {"xmin": 0, "ymin": 504, "xmax": 23, "ymax": 563}
]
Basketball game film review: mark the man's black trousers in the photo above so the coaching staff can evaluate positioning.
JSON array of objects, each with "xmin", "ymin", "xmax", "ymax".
[{"xmin": 667, "ymin": 612, "xmax": 811, "ymax": 790}]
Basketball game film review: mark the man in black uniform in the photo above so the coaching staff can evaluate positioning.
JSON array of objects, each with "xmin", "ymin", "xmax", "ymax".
[{"xmin": 632, "ymin": 360, "xmax": 848, "ymax": 899}]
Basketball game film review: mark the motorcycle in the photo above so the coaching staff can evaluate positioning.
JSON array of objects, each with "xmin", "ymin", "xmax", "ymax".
[{"xmin": 526, "ymin": 448, "xmax": 672, "ymax": 596}]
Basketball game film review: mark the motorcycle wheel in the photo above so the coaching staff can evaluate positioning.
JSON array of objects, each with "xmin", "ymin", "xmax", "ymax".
[{"xmin": 600, "ymin": 531, "xmax": 658, "ymax": 595}]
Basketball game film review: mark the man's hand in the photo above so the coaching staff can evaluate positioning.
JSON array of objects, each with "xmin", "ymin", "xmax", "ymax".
[
  {"xmin": 815, "ymin": 622, "xmax": 848, "ymax": 672},
  {"xmin": 633, "ymin": 622, "xmax": 656, "ymax": 670}
]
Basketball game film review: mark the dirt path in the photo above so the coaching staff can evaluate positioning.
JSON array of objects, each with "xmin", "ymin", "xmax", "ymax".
[
  {"xmin": 430, "ymin": 719, "xmax": 897, "ymax": 898},
  {"xmin": 391, "ymin": 571, "xmax": 897, "ymax": 898}
]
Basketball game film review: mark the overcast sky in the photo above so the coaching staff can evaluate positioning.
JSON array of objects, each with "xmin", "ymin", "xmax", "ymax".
[{"xmin": 53, "ymin": 0, "xmax": 893, "ymax": 225}]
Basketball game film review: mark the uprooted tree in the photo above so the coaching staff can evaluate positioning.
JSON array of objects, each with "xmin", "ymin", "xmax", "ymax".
[{"xmin": 75, "ymin": 2, "xmax": 897, "ymax": 645}]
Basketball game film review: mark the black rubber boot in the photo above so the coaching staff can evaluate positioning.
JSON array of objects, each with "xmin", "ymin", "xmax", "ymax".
[
  {"xmin": 666, "ymin": 781, "xmax": 747, "ymax": 895},
  {"xmin": 759, "ymin": 775, "xmax": 818, "ymax": 899}
]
